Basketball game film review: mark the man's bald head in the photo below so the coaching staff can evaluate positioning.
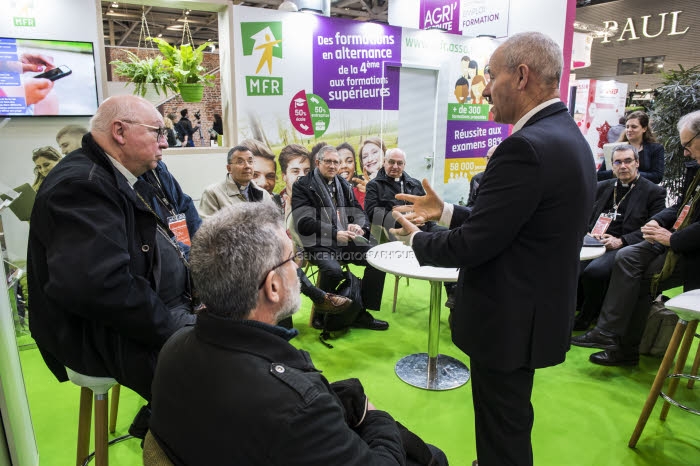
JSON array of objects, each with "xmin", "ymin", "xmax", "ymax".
[{"xmin": 90, "ymin": 95, "xmax": 167, "ymax": 176}]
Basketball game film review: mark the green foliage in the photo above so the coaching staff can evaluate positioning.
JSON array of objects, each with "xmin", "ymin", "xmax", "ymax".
[
  {"xmin": 110, "ymin": 51, "xmax": 177, "ymax": 97},
  {"xmin": 650, "ymin": 64, "xmax": 700, "ymax": 203},
  {"xmin": 150, "ymin": 37, "xmax": 216, "ymax": 86}
]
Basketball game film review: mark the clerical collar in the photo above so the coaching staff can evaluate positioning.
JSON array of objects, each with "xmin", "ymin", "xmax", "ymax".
[
  {"xmin": 394, "ymin": 176, "xmax": 402, "ymax": 182},
  {"xmin": 619, "ymin": 174, "xmax": 640, "ymax": 188}
]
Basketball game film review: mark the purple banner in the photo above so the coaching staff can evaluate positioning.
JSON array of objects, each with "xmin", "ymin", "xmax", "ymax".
[
  {"xmin": 419, "ymin": 0, "xmax": 461, "ymax": 33},
  {"xmin": 312, "ymin": 18, "xmax": 401, "ymax": 110},
  {"xmin": 445, "ymin": 120, "xmax": 510, "ymax": 159}
]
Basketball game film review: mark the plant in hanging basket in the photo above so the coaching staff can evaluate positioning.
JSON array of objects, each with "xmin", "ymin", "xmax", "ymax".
[
  {"xmin": 150, "ymin": 37, "xmax": 216, "ymax": 89},
  {"xmin": 110, "ymin": 51, "xmax": 178, "ymax": 97}
]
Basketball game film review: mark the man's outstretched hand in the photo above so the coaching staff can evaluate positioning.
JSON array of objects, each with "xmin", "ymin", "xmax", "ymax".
[
  {"xmin": 393, "ymin": 179, "xmax": 444, "ymax": 225},
  {"xmin": 390, "ymin": 211, "xmax": 420, "ymax": 245}
]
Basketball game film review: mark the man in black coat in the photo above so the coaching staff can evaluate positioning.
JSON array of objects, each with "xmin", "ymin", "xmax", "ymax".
[
  {"xmin": 391, "ymin": 32, "xmax": 596, "ymax": 465},
  {"xmin": 27, "ymin": 95, "xmax": 197, "ymax": 402},
  {"xmin": 150, "ymin": 202, "xmax": 447, "ymax": 465},
  {"xmin": 573, "ymin": 110, "xmax": 700, "ymax": 366},
  {"xmin": 292, "ymin": 145, "xmax": 387, "ymax": 330},
  {"xmin": 365, "ymin": 147, "xmax": 443, "ymax": 236},
  {"xmin": 574, "ymin": 144, "xmax": 666, "ymax": 330}
]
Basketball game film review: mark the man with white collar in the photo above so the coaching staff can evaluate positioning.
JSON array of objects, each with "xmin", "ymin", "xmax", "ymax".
[
  {"xmin": 390, "ymin": 32, "xmax": 595, "ymax": 465},
  {"xmin": 199, "ymin": 145, "xmax": 271, "ymax": 217},
  {"xmin": 573, "ymin": 110, "xmax": 700, "ymax": 366},
  {"xmin": 573, "ymin": 144, "xmax": 666, "ymax": 331}
]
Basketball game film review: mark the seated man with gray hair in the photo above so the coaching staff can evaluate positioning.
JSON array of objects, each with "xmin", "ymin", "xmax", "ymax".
[{"xmin": 149, "ymin": 202, "xmax": 448, "ymax": 465}]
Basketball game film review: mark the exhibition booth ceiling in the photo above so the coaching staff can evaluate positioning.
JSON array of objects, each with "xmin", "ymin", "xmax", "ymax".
[{"xmin": 101, "ymin": 0, "xmax": 389, "ymax": 48}]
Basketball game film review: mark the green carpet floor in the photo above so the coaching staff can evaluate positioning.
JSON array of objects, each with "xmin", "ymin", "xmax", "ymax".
[{"xmin": 17, "ymin": 272, "xmax": 700, "ymax": 465}]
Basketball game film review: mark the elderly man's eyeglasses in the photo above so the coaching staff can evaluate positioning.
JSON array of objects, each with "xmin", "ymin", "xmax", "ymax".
[
  {"xmin": 612, "ymin": 158, "xmax": 636, "ymax": 166},
  {"xmin": 681, "ymin": 132, "xmax": 699, "ymax": 153},
  {"xmin": 121, "ymin": 120, "xmax": 167, "ymax": 140},
  {"xmin": 321, "ymin": 159, "xmax": 341, "ymax": 166},
  {"xmin": 386, "ymin": 159, "xmax": 405, "ymax": 166},
  {"xmin": 258, "ymin": 251, "xmax": 297, "ymax": 289}
]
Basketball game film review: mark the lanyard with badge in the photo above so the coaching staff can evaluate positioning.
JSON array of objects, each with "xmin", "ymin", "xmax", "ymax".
[
  {"xmin": 142, "ymin": 170, "xmax": 192, "ymax": 247},
  {"xmin": 591, "ymin": 180, "xmax": 635, "ymax": 235}
]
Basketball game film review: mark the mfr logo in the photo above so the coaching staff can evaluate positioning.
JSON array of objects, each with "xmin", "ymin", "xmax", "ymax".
[{"xmin": 241, "ymin": 22, "xmax": 283, "ymax": 75}]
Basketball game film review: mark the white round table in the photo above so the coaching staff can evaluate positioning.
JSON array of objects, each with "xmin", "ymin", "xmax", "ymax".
[{"xmin": 366, "ymin": 242, "xmax": 468, "ymax": 391}]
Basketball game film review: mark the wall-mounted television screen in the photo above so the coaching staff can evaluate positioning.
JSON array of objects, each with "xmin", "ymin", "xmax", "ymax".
[{"xmin": 0, "ymin": 37, "xmax": 99, "ymax": 117}]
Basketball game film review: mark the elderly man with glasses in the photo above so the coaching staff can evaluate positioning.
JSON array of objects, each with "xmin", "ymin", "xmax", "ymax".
[
  {"xmin": 292, "ymin": 145, "xmax": 388, "ymax": 331},
  {"xmin": 573, "ymin": 144, "xmax": 666, "ymax": 331},
  {"xmin": 573, "ymin": 110, "xmax": 700, "ymax": 366},
  {"xmin": 28, "ymin": 96, "xmax": 200, "ymax": 441}
]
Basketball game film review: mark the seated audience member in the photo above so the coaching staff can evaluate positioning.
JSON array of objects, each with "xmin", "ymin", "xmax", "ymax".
[
  {"xmin": 466, "ymin": 144, "xmax": 497, "ymax": 208},
  {"xmin": 365, "ymin": 147, "xmax": 456, "ymax": 308},
  {"xmin": 337, "ymin": 142, "xmax": 367, "ymax": 208},
  {"xmin": 572, "ymin": 110, "xmax": 700, "ymax": 366},
  {"xmin": 149, "ymin": 202, "xmax": 448, "ymax": 465},
  {"xmin": 199, "ymin": 146, "xmax": 271, "ymax": 217},
  {"xmin": 241, "ymin": 138, "xmax": 278, "ymax": 195},
  {"xmin": 55, "ymin": 124, "xmax": 88, "ymax": 155},
  {"xmin": 292, "ymin": 145, "xmax": 388, "ymax": 330},
  {"xmin": 199, "ymin": 144, "xmax": 351, "ymax": 321},
  {"xmin": 364, "ymin": 147, "xmax": 445, "ymax": 236},
  {"xmin": 31, "ymin": 146, "xmax": 62, "ymax": 191},
  {"xmin": 27, "ymin": 95, "xmax": 197, "ymax": 406},
  {"xmin": 607, "ymin": 116, "xmax": 626, "ymax": 144},
  {"xmin": 597, "ymin": 111, "xmax": 664, "ymax": 183},
  {"xmin": 574, "ymin": 144, "xmax": 666, "ymax": 331}
]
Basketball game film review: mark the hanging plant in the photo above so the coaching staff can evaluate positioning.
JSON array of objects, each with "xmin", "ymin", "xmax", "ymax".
[
  {"xmin": 149, "ymin": 37, "xmax": 216, "ymax": 86},
  {"xmin": 110, "ymin": 51, "xmax": 178, "ymax": 97}
]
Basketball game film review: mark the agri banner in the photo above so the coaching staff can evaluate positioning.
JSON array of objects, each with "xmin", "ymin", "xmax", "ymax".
[
  {"xmin": 444, "ymin": 105, "xmax": 510, "ymax": 184},
  {"xmin": 418, "ymin": 0, "xmax": 509, "ymax": 37}
]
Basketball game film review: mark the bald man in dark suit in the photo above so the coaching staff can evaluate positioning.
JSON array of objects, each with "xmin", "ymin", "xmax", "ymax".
[{"xmin": 392, "ymin": 32, "xmax": 596, "ymax": 466}]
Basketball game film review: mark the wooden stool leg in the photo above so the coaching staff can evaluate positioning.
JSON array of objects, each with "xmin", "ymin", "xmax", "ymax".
[
  {"xmin": 687, "ymin": 336, "xmax": 700, "ymax": 389},
  {"xmin": 77, "ymin": 387, "xmax": 93, "ymax": 466},
  {"xmin": 392, "ymin": 276, "xmax": 400, "ymax": 313},
  {"xmin": 660, "ymin": 320, "xmax": 699, "ymax": 420},
  {"xmin": 309, "ymin": 269, "xmax": 321, "ymax": 326},
  {"xmin": 109, "ymin": 384, "xmax": 120, "ymax": 434},
  {"xmin": 94, "ymin": 392, "xmax": 109, "ymax": 466},
  {"xmin": 629, "ymin": 320, "xmax": 687, "ymax": 448}
]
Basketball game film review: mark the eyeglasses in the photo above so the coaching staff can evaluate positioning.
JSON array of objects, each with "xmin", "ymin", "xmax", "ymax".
[
  {"xmin": 612, "ymin": 158, "xmax": 636, "ymax": 166},
  {"xmin": 121, "ymin": 120, "xmax": 167, "ymax": 140},
  {"xmin": 231, "ymin": 158, "xmax": 255, "ymax": 166},
  {"xmin": 321, "ymin": 159, "xmax": 341, "ymax": 166},
  {"xmin": 386, "ymin": 160, "xmax": 405, "ymax": 166},
  {"xmin": 258, "ymin": 252, "xmax": 296, "ymax": 289},
  {"xmin": 681, "ymin": 132, "xmax": 699, "ymax": 153}
]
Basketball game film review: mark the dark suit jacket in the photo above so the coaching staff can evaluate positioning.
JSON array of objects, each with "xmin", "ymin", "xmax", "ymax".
[
  {"xmin": 412, "ymin": 102, "xmax": 596, "ymax": 371},
  {"xmin": 588, "ymin": 176, "xmax": 666, "ymax": 245}
]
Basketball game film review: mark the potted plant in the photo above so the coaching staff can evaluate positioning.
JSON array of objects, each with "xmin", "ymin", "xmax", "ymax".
[
  {"xmin": 110, "ymin": 51, "xmax": 178, "ymax": 97},
  {"xmin": 150, "ymin": 37, "xmax": 216, "ymax": 102}
]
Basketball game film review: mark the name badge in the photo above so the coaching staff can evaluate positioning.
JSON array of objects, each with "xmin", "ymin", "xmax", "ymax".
[
  {"xmin": 167, "ymin": 213, "xmax": 191, "ymax": 246},
  {"xmin": 591, "ymin": 214, "xmax": 612, "ymax": 236},
  {"xmin": 673, "ymin": 204, "xmax": 691, "ymax": 231}
]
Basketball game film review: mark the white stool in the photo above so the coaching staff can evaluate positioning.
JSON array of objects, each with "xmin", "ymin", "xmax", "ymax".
[
  {"xmin": 66, "ymin": 368, "xmax": 118, "ymax": 466},
  {"xmin": 629, "ymin": 289, "xmax": 700, "ymax": 448}
]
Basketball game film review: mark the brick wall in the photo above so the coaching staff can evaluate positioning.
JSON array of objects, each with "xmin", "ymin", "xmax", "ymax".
[{"xmin": 105, "ymin": 46, "xmax": 222, "ymax": 147}]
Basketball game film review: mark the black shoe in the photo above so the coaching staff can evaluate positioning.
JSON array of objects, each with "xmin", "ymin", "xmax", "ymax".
[
  {"xmin": 352, "ymin": 311, "xmax": 389, "ymax": 331},
  {"xmin": 128, "ymin": 405, "xmax": 151, "ymax": 440},
  {"xmin": 571, "ymin": 327, "xmax": 620, "ymax": 350},
  {"xmin": 589, "ymin": 350, "xmax": 639, "ymax": 366},
  {"xmin": 445, "ymin": 294, "xmax": 456, "ymax": 309}
]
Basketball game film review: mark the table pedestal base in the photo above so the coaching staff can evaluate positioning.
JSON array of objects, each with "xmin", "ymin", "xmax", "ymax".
[{"xmin": 395, "ymin": 353, "xmax": 470, "ymax": 390}]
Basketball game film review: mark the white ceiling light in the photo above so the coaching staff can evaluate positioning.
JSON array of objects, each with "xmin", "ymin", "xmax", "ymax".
[{"xmin": 278, "ymin": 1, "xmax": 299, "ymax": 11}]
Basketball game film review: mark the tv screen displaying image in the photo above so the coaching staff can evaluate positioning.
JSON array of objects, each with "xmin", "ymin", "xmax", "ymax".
[{"xmin": 0, "ymin": 37, "xmax": 99, "ymax": 117}]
